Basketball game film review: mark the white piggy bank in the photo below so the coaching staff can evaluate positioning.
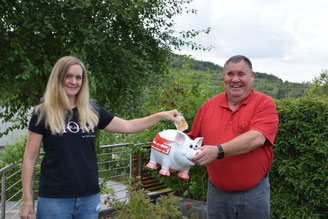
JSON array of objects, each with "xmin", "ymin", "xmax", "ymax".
[{"xmin": 146, "ymin": 130, "xmax": 203, "ymax": 179}]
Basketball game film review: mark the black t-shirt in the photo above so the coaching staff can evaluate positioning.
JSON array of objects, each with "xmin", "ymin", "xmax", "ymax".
[{"xmin": 28, "ymin": 104, "xmax": 114, "ymax": 198}]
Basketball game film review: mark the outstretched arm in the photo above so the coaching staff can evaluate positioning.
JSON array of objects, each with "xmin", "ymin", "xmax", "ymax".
[{"xmin": 104, "ymin": 109, "xmax": 180, "ymax": 134}]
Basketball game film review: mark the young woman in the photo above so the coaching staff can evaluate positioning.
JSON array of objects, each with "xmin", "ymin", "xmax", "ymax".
[{"xmin": 19, "ymin": 56, "xmax": 179, "ymax": 219}]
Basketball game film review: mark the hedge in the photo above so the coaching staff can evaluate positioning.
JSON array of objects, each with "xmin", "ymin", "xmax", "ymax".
[{"xmin": 270, "ymin": 97, "xmax": 328, "ymax": 218}]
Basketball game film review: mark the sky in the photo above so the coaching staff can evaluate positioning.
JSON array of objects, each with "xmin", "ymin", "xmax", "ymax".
[{"xmin": 172, "ymin": 0, "xmax": 328, "ymax": 83}]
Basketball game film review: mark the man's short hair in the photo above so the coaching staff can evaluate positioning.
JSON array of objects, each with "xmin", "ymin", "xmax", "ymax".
[{"xmin": 223, "ymin": 55, "xmax": 253, "ymax": 73}]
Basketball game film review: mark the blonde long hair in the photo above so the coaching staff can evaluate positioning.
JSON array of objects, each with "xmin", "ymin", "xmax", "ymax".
[{"xmin": 35, "ymin": 56, "xmax": 99, "ymax": 134}]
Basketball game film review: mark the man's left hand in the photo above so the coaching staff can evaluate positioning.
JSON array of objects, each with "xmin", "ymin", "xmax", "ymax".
[{"xmin": 190, "ymin": 145, "xmax": 218, "ymax": 165}]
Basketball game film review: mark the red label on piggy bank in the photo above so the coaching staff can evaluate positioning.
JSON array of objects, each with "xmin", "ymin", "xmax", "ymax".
[{"xmin": 151, "ymin": 133, "xmax": 173, "ymax": 155}]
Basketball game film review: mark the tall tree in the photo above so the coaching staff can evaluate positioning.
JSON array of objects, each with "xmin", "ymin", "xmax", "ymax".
[
  {"xmin": 0, "ymin": 0, "xmax": 210, "ymax": 136},
  {"xmin": 305, "ymin": 70, "xmax": 328, "ymax": 98}
]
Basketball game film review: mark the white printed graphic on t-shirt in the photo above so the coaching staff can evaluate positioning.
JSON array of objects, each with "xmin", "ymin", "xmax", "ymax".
[{"xmin": 55, "ymin": 121, "xmax": 95, "ymax": 134}]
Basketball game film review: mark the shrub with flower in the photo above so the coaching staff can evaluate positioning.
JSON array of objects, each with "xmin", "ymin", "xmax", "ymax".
[
  {"xmin": 103, "ymin": 178, "xmax": 186, "ymax": 218},
  {"xmin": 183, "ymin": 202, "xmax": 199, "ymax": 219}
]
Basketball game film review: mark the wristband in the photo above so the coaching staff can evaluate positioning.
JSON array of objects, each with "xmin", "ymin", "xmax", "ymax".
[{"xmin": 216, "ymin": 144, "xmax": 224, "ymax": 159}]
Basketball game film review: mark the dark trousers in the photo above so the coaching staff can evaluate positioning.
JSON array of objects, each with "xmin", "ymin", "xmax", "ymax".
[{"xmin": 207, "ymin": 174, "xmax": 270, "ymax": 219}]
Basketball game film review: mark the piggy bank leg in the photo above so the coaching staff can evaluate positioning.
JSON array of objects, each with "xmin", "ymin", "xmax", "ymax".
[
  {"xmin": 178, "ymin": 170, "xmax": 190, "ymax": 179},
  {"xmin": 146, "ymin": 162, "xmax": 157, "ymax": 170},
  {"xmin": 159, "ymin": 169, "xmax": 170, "ymax": 176},
  {"xmin": 159, "ymin": 160, "xmax": 171, "ymax": 176},
  {"xmin": 146, "ymin": 152, "xmax": 158, "ymax": 170}
]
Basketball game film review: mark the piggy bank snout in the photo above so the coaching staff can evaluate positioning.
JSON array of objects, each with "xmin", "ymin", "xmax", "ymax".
[{"xmin": 186, "ymin": 149, "xmax": 200, "ymax": 159}]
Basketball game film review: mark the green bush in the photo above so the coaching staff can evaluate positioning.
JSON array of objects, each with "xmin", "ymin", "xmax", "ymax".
[
  {"xmin": 104, "ymin": 179, "xmax": 197, "ymax": 219},
  {"xmin": 98, "ymin": 66, "xmax": 220, "ymax": 201},
  {"xmin": 0, "ymin": 135, "xmax": 41, "ymax": 201},
  {"xmin": 144, "ymin": 67, "xmax": 221, "ymax": 201},
  {"xmin": 0, "ymin": 135, "xmax": 26, "ymax": 163},
  {"xmin": 271, "ymin": 97, "xmax": 328, "ymax": 218},
  {"xmin": 0, "ymin": 135, "xmax": 26, "ymax": 201}
]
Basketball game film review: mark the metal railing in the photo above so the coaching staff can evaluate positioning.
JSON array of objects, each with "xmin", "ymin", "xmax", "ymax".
[
  {"xmin": 0, "ymin": 143, "xmax": 136, "ymax": 219},
  {"xmin": 0, "ymin": 160, "xmax": 23, "ymax": 219}
]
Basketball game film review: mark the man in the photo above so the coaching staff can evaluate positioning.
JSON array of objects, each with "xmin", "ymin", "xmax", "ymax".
[{"xmin": 189, "ymin": 55, "xmax": 279, "ymax": 218}]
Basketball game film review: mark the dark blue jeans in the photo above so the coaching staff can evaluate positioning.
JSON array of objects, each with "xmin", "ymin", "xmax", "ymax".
[
  {"xmin": 207, "ymin": 174, "xmax": 270, "ymax": 219},
  {"xmin": 36, "ymin": 192, "xmax": 101, "ymax": 219}
]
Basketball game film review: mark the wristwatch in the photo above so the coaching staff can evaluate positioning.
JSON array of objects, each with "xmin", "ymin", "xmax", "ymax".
[{"xmin": 216, "ymin": 144, "xmax": 224, "ymax": 159}]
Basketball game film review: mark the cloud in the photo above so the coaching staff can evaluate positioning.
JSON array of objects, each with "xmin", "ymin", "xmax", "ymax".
[
  {"xmin": 173, "ymin": 0, "xmax": 328, "ymax": 83},
  {"xmin": 209, "ymin": 11, "xmax": 295, "ymax": 59}
]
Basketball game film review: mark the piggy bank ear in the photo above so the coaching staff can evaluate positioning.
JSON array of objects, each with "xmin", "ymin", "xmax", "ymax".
[
  {"xmin": 175, "ymin": 132, "xmax": 186, "ymax": 145},
  {"xmin": 194, "ymin": 137, "xmax": 203, "ymax": 148}
]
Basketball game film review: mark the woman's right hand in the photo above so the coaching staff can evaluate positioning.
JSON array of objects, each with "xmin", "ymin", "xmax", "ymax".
[{"xmin": 19, "ymin": 199, "xmax": 35, "ymax": 219}]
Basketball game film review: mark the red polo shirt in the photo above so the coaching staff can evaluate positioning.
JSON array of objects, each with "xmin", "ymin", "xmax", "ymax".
[{"xmin": 188, "ymin": 90, "xmax": 279, "ymax": 191}]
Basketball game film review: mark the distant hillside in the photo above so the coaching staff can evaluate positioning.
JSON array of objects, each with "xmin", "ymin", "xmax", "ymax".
[
  {"xmin": 171, "ymin": 54, "xmax": 223, "ymax": 72},
  {"xmin": 171, "ymin": 54, "xmax": 310, "ymax": 99}
]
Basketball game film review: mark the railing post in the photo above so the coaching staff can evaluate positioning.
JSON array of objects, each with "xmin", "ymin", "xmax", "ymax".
[
  {"xmin": 138, "ymin": 152, "xmax": 142, "ymax": 190},
  {"xmin": 1, "ymin": 173, "xmax": 6, "ymax": 219},
  {"xmin": 130, "ymin": 146, "xmax": 134, "ymax": 188}
]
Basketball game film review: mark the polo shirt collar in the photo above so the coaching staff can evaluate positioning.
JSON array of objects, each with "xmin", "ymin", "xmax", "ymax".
[{"xmin": 220, "ymin": 90, "xmax": 254, "ymax": 110}]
